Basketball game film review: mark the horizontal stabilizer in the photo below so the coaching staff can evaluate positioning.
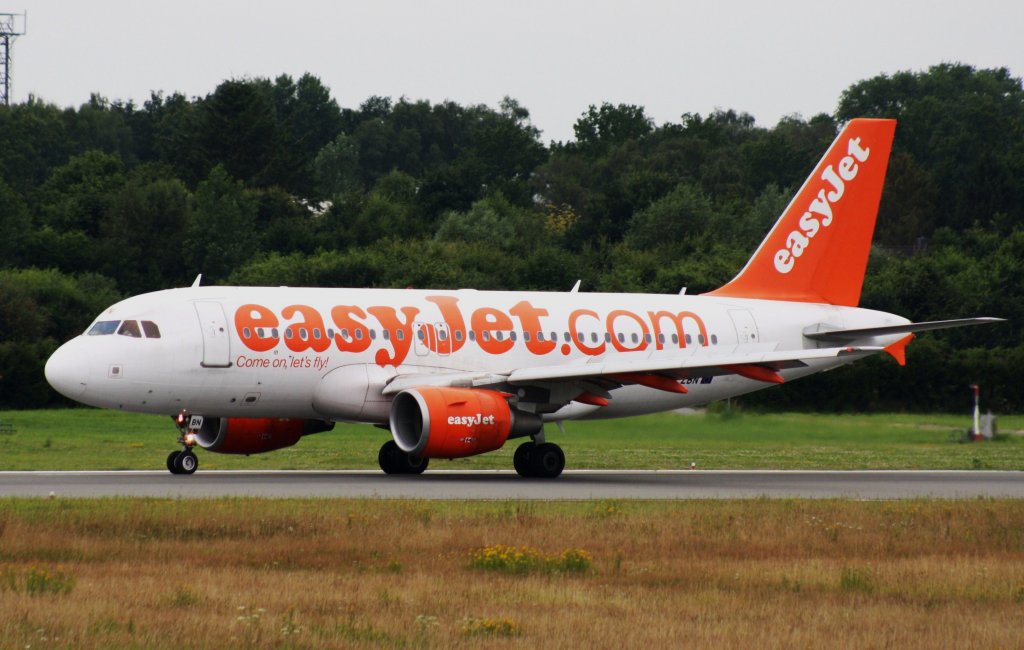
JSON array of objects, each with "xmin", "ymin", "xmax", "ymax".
[{"xmin": 803, "ymin": 317, "xmax": 1005, "ymax": 342}]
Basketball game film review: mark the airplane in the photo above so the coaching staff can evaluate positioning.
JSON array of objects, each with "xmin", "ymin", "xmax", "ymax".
[{"xmin": 44, "ymin": 118, "xmax": 1003, "ymax": 478}]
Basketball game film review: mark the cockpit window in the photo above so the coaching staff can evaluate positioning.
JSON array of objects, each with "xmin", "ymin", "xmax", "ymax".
[
  {"xmin": 87, "ymin": 321, "xmax": 120, "ymax": 336},
  {"xmin": 117, "ymin": 320, "xmax": 142, "ymax": 337},
  {"xmin": 141, "ymin": 321, "xmax": 161, "ymax": 338}
]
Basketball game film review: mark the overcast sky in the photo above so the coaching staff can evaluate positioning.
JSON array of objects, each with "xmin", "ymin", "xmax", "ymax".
[{"xmin": 7, "ymin": 1, "xmax": 1024, "ymax": 142}]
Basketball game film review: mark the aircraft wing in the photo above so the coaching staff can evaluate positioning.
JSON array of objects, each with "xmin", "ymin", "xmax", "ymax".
[
  {"xmin": 381, "ymin": 345, "xmax": 880, "ymax": 396},
  {"xmin": 504, "ymin": 346, "xmax": 877, "ymax": 384}
]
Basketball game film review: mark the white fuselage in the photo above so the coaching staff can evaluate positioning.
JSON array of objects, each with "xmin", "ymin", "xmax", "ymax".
[{"xmin": 44, "ymin": 286, "xmax": 909, "ymax": 423}]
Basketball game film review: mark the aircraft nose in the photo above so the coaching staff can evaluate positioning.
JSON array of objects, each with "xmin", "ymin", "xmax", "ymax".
[{"xmin": 45, "ymin": 340, "xmax": 91, "ymax": 399}]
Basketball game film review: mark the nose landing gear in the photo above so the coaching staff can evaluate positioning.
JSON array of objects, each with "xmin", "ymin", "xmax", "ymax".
[{"xmin": 167, "ymin": 410, "xmax": 199, "ymax": 475}]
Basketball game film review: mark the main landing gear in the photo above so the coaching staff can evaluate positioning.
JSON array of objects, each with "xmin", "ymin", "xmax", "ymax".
[
  {"xmin": 378, "ymin": 440, "xmax": 429, "ymax": 475},
  {"xmin": 513, "ymin": 441, "xmax": 565, "ymax": 479},
  {"xmin": 167, "ymin": 409, "xmax": 199, "ymax": 475}
]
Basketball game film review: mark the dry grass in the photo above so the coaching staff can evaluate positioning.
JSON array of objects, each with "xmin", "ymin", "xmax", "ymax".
[{"xmin": 1, "ymin": 498, "xmax": 1023, "ymax": 648}]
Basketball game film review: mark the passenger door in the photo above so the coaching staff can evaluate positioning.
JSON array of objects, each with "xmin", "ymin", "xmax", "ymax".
[{"xmin": 194, "ymin": 301, "xmax": 232, "ymax": 368}]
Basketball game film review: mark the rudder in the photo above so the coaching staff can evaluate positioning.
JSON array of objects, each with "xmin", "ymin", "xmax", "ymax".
[{"xmin": 705, "ymin": 118, "xmax": 896, "ymax": 306}]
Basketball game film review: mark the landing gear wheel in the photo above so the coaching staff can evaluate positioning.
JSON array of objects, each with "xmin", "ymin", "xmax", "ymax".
[
  {"xmin": 403, "ymin": 453, "xmax": 429, "ymax": 475},
  {"xmin": 378, "ymin": 440, "xmax": 429, "ymax": 475},
  {"xmin": 513, "ymin": 443, "xmax": 534, "ymax": 477},
  {"xmin": 514, "ymin": 442, "xmax": 565, "ymax": 478},
  {"xmin": 532, "ymin": 443, "xmax": 565, "ymax": 478},
  {"xmin": 167, "ymin": 451, "xmax": 182, "ymax": 474},
  {"xmin": 379, "ymin": 440, "xmax": 403, "ymax": 474},
  {"xmin": 173, "ymin": 451, "xmax": 199, "ymax": 475}
]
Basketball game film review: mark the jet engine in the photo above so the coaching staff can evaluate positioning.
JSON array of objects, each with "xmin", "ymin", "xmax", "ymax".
[
  {"xmin": 192, "ymin": 417, "xmax": 334, "ymax": 455},
  {"xmin": 389, "ymin": 387, "xmax": 542, "ymax": 458}
]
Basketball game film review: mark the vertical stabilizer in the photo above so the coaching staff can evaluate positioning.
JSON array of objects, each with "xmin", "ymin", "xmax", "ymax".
[{"xmin": 705, "ymin": 118, "xmax": 896, "ymax": 306}]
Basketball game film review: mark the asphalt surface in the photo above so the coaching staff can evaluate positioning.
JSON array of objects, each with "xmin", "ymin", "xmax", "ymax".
[{"xmin": 0, "ymin": 470, "xmax": 1022, "ymax": 499}]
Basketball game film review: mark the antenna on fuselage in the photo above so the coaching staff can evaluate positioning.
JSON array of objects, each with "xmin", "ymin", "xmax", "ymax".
[
  {"xmin": 570, "ymin": 280, "xmax": 581, "ymax": 293},
  {"xmin": 191, "ymin": 274, "xmax": 203, "ymax": 287}
]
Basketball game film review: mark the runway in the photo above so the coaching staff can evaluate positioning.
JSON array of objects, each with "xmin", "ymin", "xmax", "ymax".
[{"xmin": 0, "ymin": 470, "xmax": 1022, "ymax": 499}]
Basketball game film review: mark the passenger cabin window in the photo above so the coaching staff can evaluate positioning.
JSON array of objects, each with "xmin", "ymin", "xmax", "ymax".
[
  {"xmin": 117, "ymin": 320, "xmax": 142, "ymax": 338},
  {"xmin": 88, "ymin": 321, "xmax": 120, "ymax": 336}
]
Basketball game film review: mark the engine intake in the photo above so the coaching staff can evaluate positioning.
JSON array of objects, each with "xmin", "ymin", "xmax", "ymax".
[
  {"xmin": 389, "ymin": 387, "xmax": 542, "ymax": 459},
  {"xmin": 193, "ymin": 417, "xmax": 334, "ymax": 455}
]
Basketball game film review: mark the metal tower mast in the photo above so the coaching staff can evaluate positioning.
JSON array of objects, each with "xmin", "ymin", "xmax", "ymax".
[{"xmin": 0, "ymin": 11, "xmax": 26, "ymax": 106}]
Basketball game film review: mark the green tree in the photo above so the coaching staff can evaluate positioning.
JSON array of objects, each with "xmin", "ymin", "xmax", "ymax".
[
  {"xmin": 435, "ymin": 192, "xmax": 544, "ymax": 251},
  {"xmin": 314, "ymin": 133, "xmax": 361, "ymax": 197},
  {"xmin": 838, "ymin": 64, "xmax": 1024, "ymax": 233},
  {"xmin": 100, "ymin": 166, "xmax": 192, "ymax": 292},
  {"xmin": 624, "ymin": 182, "xmax": 713, "ymax": 251},
  {"xmin": 184, "ymin": 165, "xmax": 258, "ymax": 282},
  {"xmin": 572, "ymin": 103, "xmax": 653, "ymax": 152},
  {"xmin": 0, "ymin": 268, "xmax": 121, "ymax": 408},
  {"xmin": 198, "ymin": 79, "xmax": 282, "ymax": 188},
  {"xmin": 0, "ymin": 180, "xmax": 31, "ymax": 268}
]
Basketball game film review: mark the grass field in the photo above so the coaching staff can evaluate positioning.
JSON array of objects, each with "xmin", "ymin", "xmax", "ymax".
[
  {"xmin": 1, "ymin": 408, "xmax": 1022, "ymax": 471},
  {"xmin": 1, "ymin": 498, "xmax": 1022, "ymax": 649}
]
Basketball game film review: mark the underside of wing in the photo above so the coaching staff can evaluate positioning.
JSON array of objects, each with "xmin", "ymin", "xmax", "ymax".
[{"xmin": 381, "ymin": 345, "xmax": 881, "ymax": 412}]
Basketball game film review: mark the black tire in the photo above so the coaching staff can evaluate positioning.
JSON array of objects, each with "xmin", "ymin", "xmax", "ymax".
[
  {"xmin": 167, "ymin": 451, "xmax": 181, "ymax": 474},
  {"xmin": 513, "ymin": 442, "xmax": 535, "ymax": 477},
  {"xmin": 174, "ymin": 451, "xmax": 198, "ymax": 475},
  {"xmin": 379, "ymin": 440, "xmax": 429, "ymax": 475},
  {"xmin": 531, "ymin": 443, "xmax": 565, "ymax": 479},
  {"xmin": 378, "ymin": 440, "xmax": 404, "ymax": 474},
  {"xmin": 403, "ymin": 454, "xmax": 429, "ymax": 475}
]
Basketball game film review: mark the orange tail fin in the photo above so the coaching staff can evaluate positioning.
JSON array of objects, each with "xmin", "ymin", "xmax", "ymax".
[{"xmin": 705, "ymin": 118, "xmax": 896, "ymax": 306}]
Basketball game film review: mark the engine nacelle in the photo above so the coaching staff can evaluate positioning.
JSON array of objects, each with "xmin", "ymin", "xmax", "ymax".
[
  {"xmin": 389, "ymin": 387, "xmax": 542, "ymax": 458},
  {"xmin": 193, "ymin": 417, "xmax": 334, "ymax": 455}
]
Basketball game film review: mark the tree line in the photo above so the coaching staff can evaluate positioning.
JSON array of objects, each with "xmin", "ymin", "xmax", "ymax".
[{"xmin": 2, "ymin": 63, "xmax": 1023, "ymax": 412}]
